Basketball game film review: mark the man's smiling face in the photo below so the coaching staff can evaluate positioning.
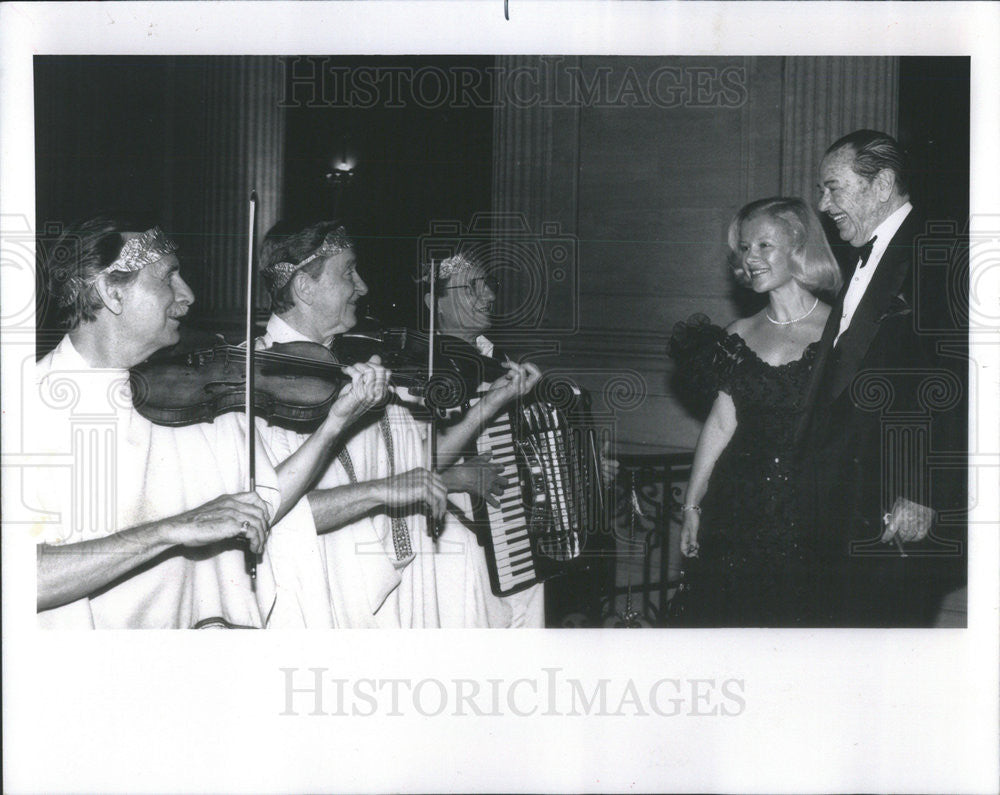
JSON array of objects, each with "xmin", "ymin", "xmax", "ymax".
[
  {"xmin": 436, "ymin": 263, "xmax": 496, "ymax": 340},
  {"xmin": 818, "ymin": 146, "xmax": 884, "ymax": 247}
]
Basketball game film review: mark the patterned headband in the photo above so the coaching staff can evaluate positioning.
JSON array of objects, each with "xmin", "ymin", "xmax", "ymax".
[
  {"xmin": 57, "ymin": 226, "xmax": 178, "ymax": 308},
  {"xmin": 102, "ymin": 227, "xmax": 178, "ymax": 274},
  {"xmin": 420, "ymin": 254, "xmax": 475, "ymax": 283},
  {"xmin": 264, "ymin": 226, "xmax": 353, "ymax": 290}
]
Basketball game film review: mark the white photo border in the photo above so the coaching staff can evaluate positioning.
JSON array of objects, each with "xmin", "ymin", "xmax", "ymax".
[{"xmin": 2, "ymin": 2, "xmax": 998, "ymax": 793}]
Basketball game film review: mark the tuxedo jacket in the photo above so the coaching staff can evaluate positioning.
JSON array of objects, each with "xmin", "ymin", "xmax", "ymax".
[{"xmin": 799, "ymin": 209, "xmax": 966, "ymax": 551}]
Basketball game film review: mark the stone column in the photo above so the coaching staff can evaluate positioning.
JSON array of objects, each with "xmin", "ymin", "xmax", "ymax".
[
  {"xmin": 491, "ymin": 55, "xmax": 580, "ymax": 338},
  {"xmin": 779, "ymin": 57, "xmax": 899, "ymax": 202},
  {"xmin": 171, "ymin": 57, "xmax": 286, "ymax": 323}
]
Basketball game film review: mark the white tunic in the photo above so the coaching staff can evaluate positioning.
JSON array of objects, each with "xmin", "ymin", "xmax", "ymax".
[
  {"xmin": 255, "ymin": 315, "xmax": 498, "ymax": 627},
  {"xmin": 32, "ymin": 335, "xmax": 284, "ymax": 629}
]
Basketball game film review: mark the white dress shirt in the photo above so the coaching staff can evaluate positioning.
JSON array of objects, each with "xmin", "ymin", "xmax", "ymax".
[
  {"xmin": 474, "ymin": 334, "xmax": 493, "ymax": 358},
  {"xmin": 835, "ymin": 201, "xmax": 913, "ymax": 345}
]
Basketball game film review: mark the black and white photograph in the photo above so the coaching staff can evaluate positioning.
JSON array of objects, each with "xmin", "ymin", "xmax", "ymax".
[{"xmin": 2, "ymin": 2, "xmax": 998, "ymax": 793}]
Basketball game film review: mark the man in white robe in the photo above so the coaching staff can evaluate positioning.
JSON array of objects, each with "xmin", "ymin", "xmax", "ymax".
[
  {"xmin": 423, "ymin": 254, "xmax": 621, "ymax": 627},
  {"xmin": 32, "ymin": 218, "xmax": 385, "ymax": 628},
  {"xmin": 254, "ymin": 221, "xmax": 540, "ymax": 627},
  {"xmin": 422, "ymin": 255, "xmax": 546, "ymax": 627}
]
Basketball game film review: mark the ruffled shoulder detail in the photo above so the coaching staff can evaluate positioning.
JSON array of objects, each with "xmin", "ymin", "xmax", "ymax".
[{"xmin": 668, "ymin": 313, "xmax": 747, "ymax": 399}]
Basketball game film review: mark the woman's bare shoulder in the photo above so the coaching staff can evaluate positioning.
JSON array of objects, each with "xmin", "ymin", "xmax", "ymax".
[
  {"xmin": 724, "ymin": 317, "xmax": 745, "ymax": 334},
  {"xmin": 725, "ymin": 312, "xmax": 764, "ymax": 336}
]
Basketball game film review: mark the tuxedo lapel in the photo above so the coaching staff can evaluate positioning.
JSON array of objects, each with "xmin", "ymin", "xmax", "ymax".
[
  {"xmin": 823, "ymin": 212, "xmax": 919, "ymax": 403},
  {"xmin": 793, "ymin": 289, "xmax": 842, "ymax": 448}
]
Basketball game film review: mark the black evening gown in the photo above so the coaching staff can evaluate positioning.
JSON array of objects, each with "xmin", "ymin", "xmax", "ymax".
[{"xmin": 669, "ymin": 315, "xmax": 824, "ymax": 627}]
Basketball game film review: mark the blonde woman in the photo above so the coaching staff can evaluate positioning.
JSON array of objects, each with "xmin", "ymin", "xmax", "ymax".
[{"xmin": 669, "ymin": 197, "xmax": 842, "ymax": 626}]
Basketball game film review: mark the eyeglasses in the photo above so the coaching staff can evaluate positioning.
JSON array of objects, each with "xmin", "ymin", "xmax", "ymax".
[{"xmin": 441, "ymin": 276, "xmax": 500, "ymax": 297}]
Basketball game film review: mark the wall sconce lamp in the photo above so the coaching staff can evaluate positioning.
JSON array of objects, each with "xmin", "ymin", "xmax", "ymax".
[{"xmin": 324, "ymin": 134, "xmax": 358, "ymax": 187}]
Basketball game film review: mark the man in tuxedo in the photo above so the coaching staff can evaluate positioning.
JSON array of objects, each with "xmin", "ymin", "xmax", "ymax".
[{"xmin": 802, "ymin": 129, "xmax": 966, "ymax": 627}]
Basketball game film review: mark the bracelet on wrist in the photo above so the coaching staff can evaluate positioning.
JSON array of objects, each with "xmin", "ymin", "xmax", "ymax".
[{"xmin": 681, "ymin": 504, "xmax": 701, "ymax": 514}]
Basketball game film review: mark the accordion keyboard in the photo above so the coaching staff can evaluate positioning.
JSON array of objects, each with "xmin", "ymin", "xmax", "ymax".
[
  {"xmin": 476, "ymin": 399, "xmax": 595, "ymax": 596},
  {"xmin": 477, "ymin": 411, "xmax": 537, "ymax": 593}
]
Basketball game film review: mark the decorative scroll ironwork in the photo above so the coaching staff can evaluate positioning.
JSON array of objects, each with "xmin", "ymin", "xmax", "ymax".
[{"xmin": 550, "ymin": 451, "xmax": 693, "ymax": 628}]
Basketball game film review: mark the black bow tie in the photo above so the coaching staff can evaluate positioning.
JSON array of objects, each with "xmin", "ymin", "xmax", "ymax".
[{"xmin": 857, "ymin": 236, "xmax": 878, "ymax": 269}]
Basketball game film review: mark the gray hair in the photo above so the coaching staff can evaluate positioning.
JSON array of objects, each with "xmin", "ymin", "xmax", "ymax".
[
  {"xmin": 44, "ymin": 216, "xmax": 143, "ymax": 330},
  {"xmin": 826, "ymin": 129, "xmax": 909, "ymax": 197}
]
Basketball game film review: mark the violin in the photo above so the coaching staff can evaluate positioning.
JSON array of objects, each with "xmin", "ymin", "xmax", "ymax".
[
  {"xmin": 129, "ymin": 325, "xmax": 508, "ymax": 427},
  {"xmin": 335, "ymin": 323, "xmax": 509, "ymax": 406},
  {"xmin": 131, "ymin": 338, "xmax": 357, "ymax": 427}
]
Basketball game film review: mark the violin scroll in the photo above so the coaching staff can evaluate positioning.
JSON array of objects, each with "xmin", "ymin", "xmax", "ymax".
[{"xmin": 334, "ymin": 324, "xmax": 507, "ymax": 409}]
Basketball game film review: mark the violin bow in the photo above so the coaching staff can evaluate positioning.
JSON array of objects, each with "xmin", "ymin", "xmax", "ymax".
[
  {"xmin": 244, "ymin": 189, "xmax": 258, "ymax": 586},
  {"xmin": 426, "ymin": 258, "xmax": 443, "ymax": 542}
]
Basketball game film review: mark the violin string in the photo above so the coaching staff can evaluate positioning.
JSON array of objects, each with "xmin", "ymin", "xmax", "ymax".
[
  {"xmin": 216, "ymin": 345, "xmax": 351, "ymax": 376},
  {"xmin": 213, "ymin": 344, "xmax": 424, "ymax": 386}
]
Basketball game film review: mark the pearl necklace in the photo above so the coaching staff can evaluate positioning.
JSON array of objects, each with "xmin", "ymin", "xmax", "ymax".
[{"xmin": 765, "ymin": 297, "xmax": 819, "ymax": 326}]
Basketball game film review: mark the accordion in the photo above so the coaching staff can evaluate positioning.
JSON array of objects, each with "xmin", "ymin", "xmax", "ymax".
[{"xmin": 474, "ymin": 390, "xmax": 608, "ymax": 597}]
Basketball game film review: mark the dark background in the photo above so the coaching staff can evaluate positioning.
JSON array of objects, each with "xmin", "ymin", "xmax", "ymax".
[{"xmin": 281, "ymin": 56, "xmax": 494, "ymax": 327}]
